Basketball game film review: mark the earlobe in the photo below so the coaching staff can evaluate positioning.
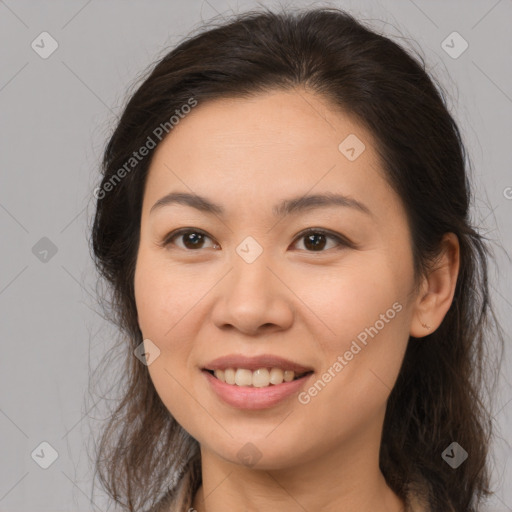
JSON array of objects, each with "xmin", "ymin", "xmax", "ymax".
[{"xmin": 410, "ymin": 233, "xmax": 460, "ymax": 338}]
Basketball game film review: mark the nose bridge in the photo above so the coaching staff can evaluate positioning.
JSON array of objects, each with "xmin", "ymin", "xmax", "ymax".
[
  {"xmin": 229, "ymin": 240, "xmax": 277, "ymax": 304},
  {"xmin": 211, "ymin": 239, "xmax": 294, "ymax": 333}
]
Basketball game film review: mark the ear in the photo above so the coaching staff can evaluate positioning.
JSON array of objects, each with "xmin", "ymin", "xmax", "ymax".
[{"xmin": 410, "ymin": 232, "xmax": 460, "ymax": 338}]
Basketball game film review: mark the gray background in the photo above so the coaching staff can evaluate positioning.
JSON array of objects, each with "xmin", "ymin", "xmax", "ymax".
[{"xmin": 0, "ymin": 0, "xmax": 511, "ymax": 510}]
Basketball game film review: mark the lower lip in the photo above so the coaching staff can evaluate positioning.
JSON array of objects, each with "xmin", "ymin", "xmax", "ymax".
[{"xmin": 202, "ymin": 370, "xmax": 313, "ymax": 410}]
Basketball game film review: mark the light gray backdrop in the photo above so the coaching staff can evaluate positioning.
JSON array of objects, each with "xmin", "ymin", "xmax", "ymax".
[{"xmin": 0, "ymin": 0, "xmax": 511, "ymax": 510}]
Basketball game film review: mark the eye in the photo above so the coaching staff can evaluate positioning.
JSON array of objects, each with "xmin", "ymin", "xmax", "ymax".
[
  {"xmin": 161, "ymin": 228, "xmax": 219, "ymax": 250},
  {"xmin": 161, "ymin": 227, "xmax": 351, "ymax": 253},
  {"xmin": 290, "ymin": 228, "xmax": 351, "ymax": 252}
]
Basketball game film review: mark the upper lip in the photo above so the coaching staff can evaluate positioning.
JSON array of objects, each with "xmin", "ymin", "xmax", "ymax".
[{"xmin": 203, "ymin": 354, "xmax": 313, "ymax": 374}]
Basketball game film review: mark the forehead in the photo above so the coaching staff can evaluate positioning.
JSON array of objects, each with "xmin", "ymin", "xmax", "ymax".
[
  {"xmin": 143, "ymin": 89, "xmax": 397, "ymax": 219},
  {"xmin": 152, "ymin": 88, "xmax": 375, "ymax": 160}
]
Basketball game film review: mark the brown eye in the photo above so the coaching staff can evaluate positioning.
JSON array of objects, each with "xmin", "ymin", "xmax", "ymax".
[
  {"xmin": 163, "ymin": 229, "xmax": 218, "ymax": 250},
  {"xmin": 292, "ymin": 229, "xmax": 349, "ymax": 252},
  {"xmin": 161, "ymin": 228, "xmax": 350, "ymax": 253}
]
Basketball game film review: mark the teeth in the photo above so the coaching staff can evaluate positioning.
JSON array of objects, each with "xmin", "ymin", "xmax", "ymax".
[
  {"xmin": 235, "ymin": 368, "xmax": 253, "ymax": 386},
  {"xmin": 212, "ymin": 367, "xmax": 307, "ymax": 387}
]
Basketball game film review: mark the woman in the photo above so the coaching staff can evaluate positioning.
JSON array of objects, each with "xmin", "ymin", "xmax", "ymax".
[{"xmin": 90, "ymin": 6, "xmax": 503, "ymax": 512}]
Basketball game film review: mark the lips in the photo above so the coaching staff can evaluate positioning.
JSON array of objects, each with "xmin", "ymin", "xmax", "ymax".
[
  {"xmin": 203, "ymin": 354, "xmax": 313, "ymax": 374},
  {"xmin": 203, "ymin": 368, "xmax": 314, "ymax": 409}
]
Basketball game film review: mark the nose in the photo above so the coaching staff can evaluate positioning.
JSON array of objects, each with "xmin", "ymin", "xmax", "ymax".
[{"xmin": 210, "ymin": 253, "xmax": 294, "ymax": 336}]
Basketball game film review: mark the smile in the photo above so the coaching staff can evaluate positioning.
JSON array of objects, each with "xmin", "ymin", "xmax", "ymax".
[
  {"xmin": 206, "ymin": 367, "xmax": 312, "ymax": 387},
  {"xmin": 202, "ymin": 369, "xmax": 314, "ymax": 410}
]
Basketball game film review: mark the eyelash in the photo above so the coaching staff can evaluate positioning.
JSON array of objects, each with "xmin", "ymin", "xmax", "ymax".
[{"xmin": 160, "ymin": 227, "xmax": 353, "ymax": 253}]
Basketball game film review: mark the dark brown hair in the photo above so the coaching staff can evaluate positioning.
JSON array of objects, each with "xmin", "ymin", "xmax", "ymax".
[{"xmin": 89, "ymin": 6, "xmax": 504, "ymax": 512}]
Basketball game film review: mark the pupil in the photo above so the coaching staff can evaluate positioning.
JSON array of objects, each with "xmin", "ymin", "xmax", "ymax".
[
  {"xmin": 184, "ymin": 232, "xmax": 203, "ymax": 249},
  {"xmin": 305, "ymin": 233, "xmax": 326, "ymax": 251}
]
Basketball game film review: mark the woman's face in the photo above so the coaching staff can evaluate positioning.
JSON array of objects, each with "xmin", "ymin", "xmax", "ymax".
[{"xmin": 134, "ymin": 88, "xmax": 419, "ymax": 469}]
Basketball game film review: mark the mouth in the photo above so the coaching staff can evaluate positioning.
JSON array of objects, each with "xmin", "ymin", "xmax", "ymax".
[
  {"xmin": 201, "ymin": 355, "xmax": 315, "ymax": 409},
  {"xmin": 202, "ymin": 368, "xmax": 314, "ymax": 388}
]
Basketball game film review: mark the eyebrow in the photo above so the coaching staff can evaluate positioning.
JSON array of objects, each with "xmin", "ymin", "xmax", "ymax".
[{"xmin": 149, "ymin": 191, "xmax": 373, "ymax": 218}]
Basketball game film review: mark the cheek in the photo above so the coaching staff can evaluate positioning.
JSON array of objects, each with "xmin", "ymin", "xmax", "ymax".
[
  {"xmin": 134, "ymin": 251, "xmax": 204, "ymax": 427},
  {"xmin": 294, "ymin": 258, "xmax": 407, "ymax": 342},
  {"xmin": 133, "ymin": 251, "xmax": 197, "ymax": 407},
  {"xmin": 134, "ymin": 248, "xmax": 201, "ymax": 341},
  {"xmin": 295, "ymin": 258, "xmax": 412, "ymax": 399}
]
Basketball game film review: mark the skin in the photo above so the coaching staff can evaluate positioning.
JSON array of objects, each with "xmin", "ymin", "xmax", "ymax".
[{"xmin": 134, "ymin": 88, "xmax": 460, "ymax": 512}]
